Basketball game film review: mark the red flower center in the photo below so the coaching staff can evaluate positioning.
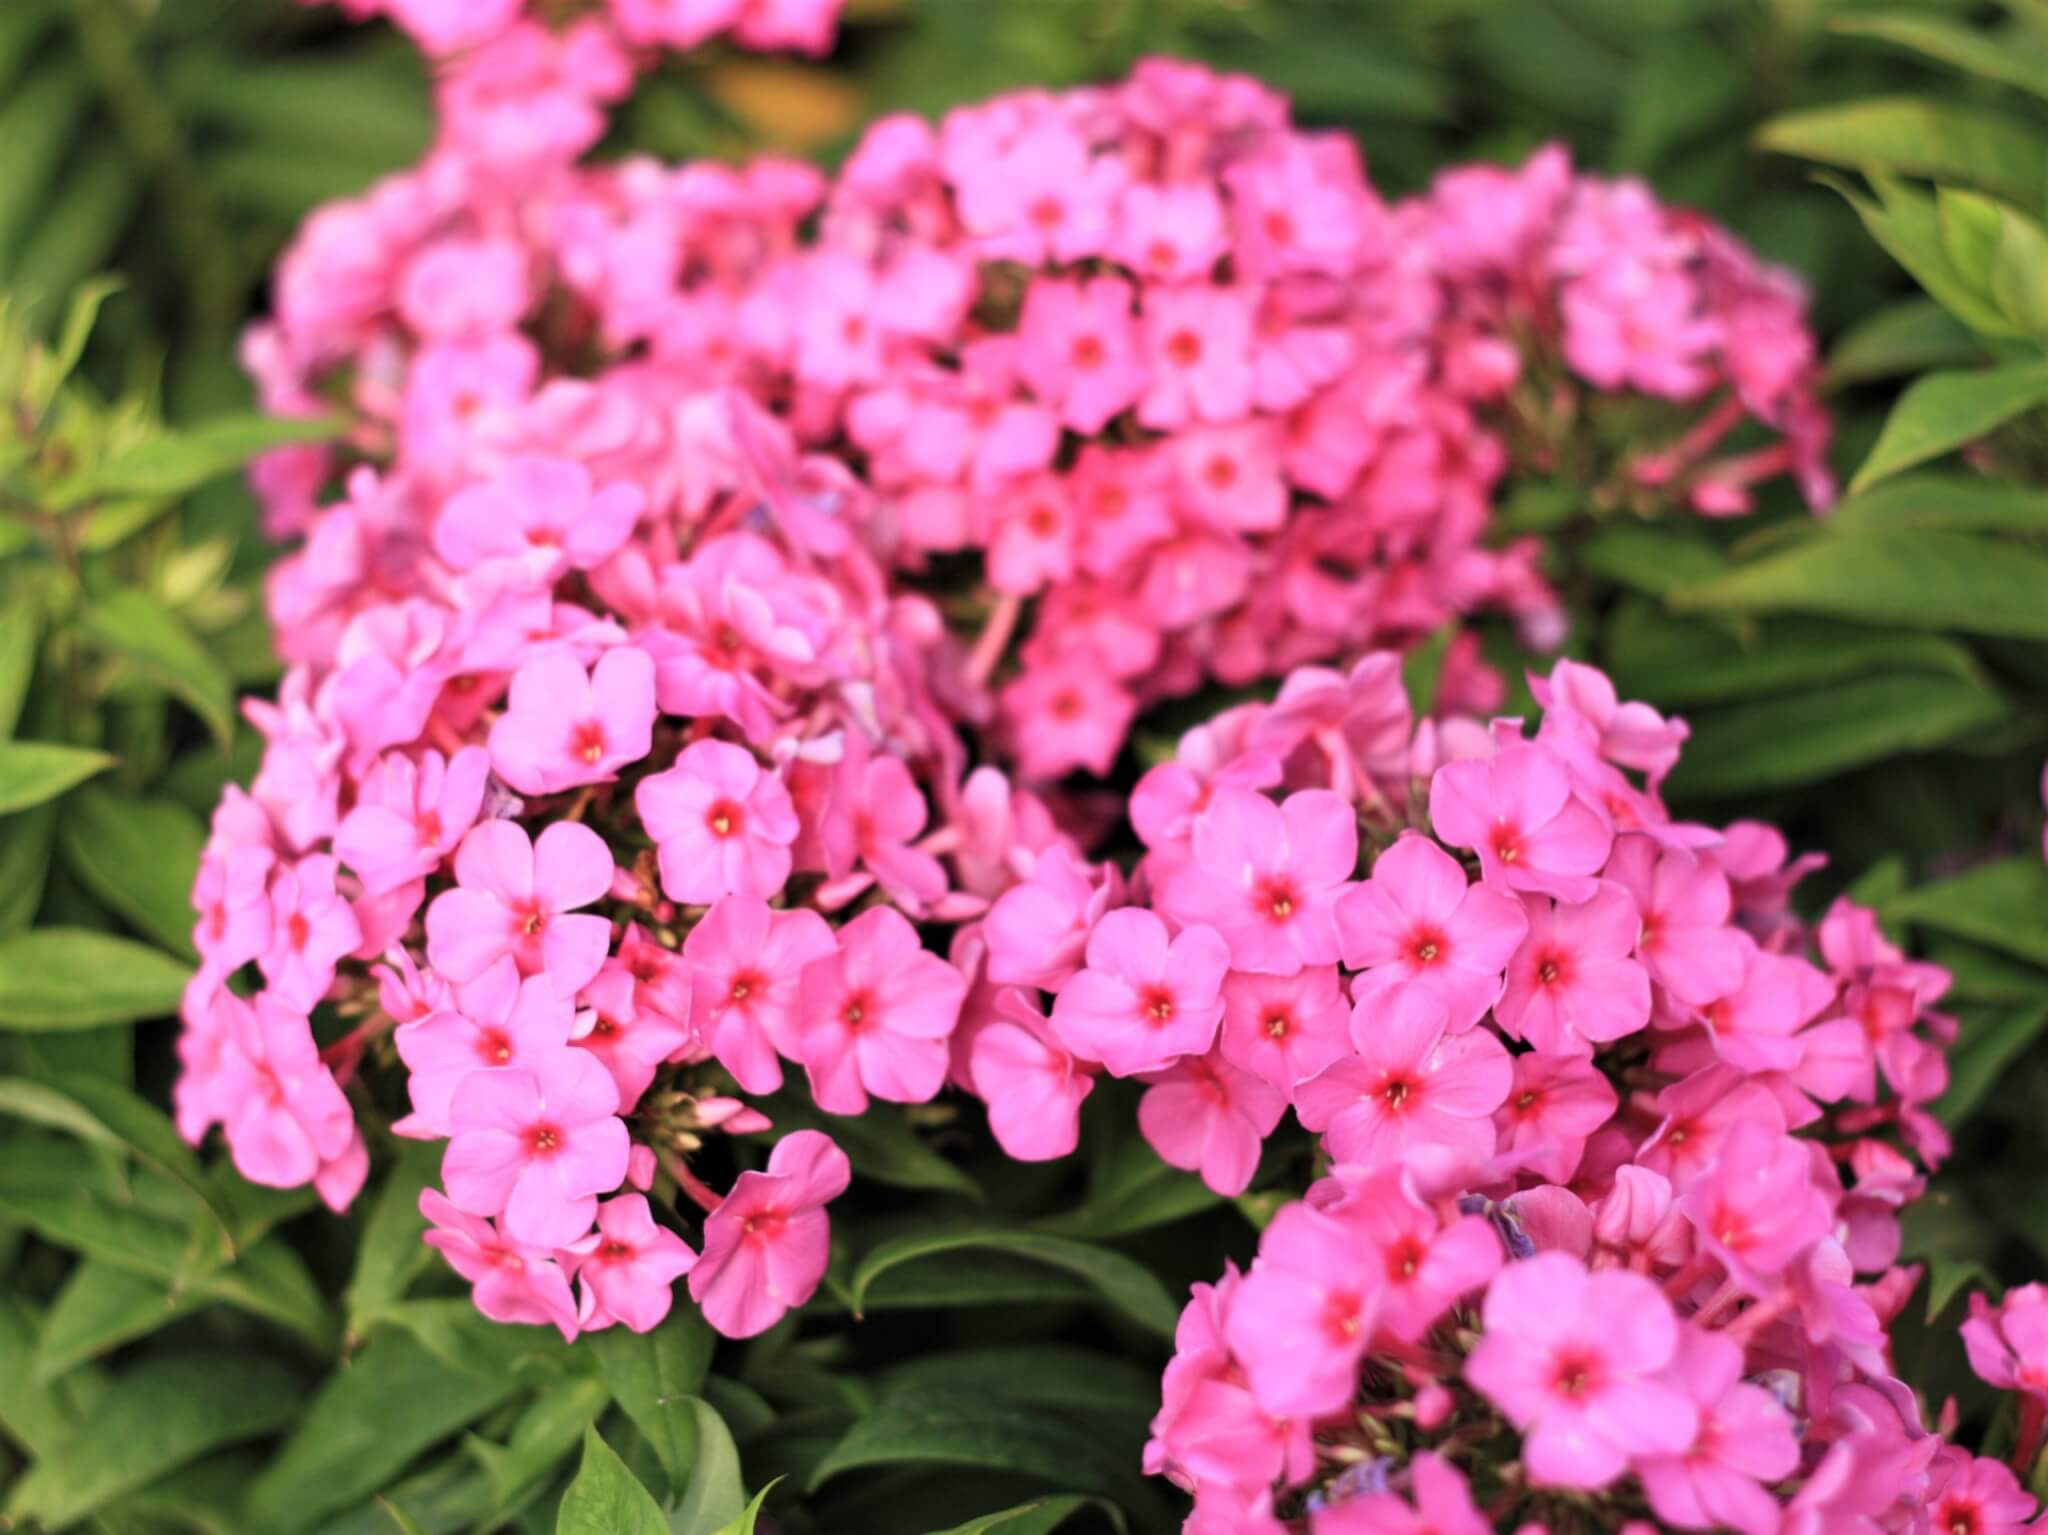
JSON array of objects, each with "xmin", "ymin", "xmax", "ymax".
[
  {"xmin": 477, "ymin": 1028, "xmax": 513, "ymax": 1065},
  {"xmin": 571, "ymin": 720, "xmax": 607, "ymax": 765},
  {"xmin": 1140, "ymin": 986, "xmax": 1177, "ymax": 1026},
  {"xmin": 1167, "ymin": 329, "xmax": 1203, "ymax": 367},
  {"xmin": 1071, "ymin": 336, "xmax": 1106, "ymax": 370},
  {"xmin": 706, "ymin": 799, "xmax": 744, "ymax": 839},
  {"xmin": 526, "ymin": 1124, "xmax": 562, "ymax": 1156}
]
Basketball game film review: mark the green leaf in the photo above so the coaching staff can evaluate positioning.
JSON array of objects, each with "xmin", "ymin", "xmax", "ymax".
[
  {"xmin": 1401, "ymin": 623, "xmax": 1456, "ymax": 718},
  {"xmin": 0, "ymin": 1294, "xmax": 82, "ymax": 1459},
  {"xmin": 1990, "ymin": 200, "xmax": 2048, "ymax": 338},
  {"xmin": 1825, "ymin": 173, "xmax": 2026, "ymax": 339},
  {"xmin": 1832, "ymin": 14, "xmax": 2048, "ymax": 101},
  {"xmin": 1579, "ymin": 524, "xmax": 1729, "ymax": 596},
  {"xmin": 591, "ymin": 1305, "xmax": 715, "ymax": 1496},
  {"xmin": 1826, "ymin": 298, "xmax": 1984, "ymax": 386},
  {"xmin": 556, "ymin": 1427, "xmax": 667, "ymax": 1535},
  {"xmin": 850, "ymin": 1226, "xmax": 1177, "ymax": 1339},
  {"xmin": 1848, "ymin": 363, "xmax": 2048, "ymax": 493},
  {"xmin": 33, "ymin": 1260, "xmax": 206, "ymax": 1383},
  {"xmin": 56, "ymin": 786, "xmax": 205, "ymax": 958},
  {"xmin": 1669, "ymin": 528, "xmax": 2048, "ymax": 640},
  {"xmin": 248, "ymin": 1328, "xmax": 532, "ymax": 1535},
  {"xmin": 51, "ymin": 412, "xmax": 342, "ymax": 507},
  {"xmin": 0, "ymin": 599, "xmax": 38, "ymax": 740},
  {"xmin": 1665, "ymin": 674, "xmax": 2009, "ymax": 797},
  {"xmin": 1883, "ymin": 857, "xmax": 2048, "ymax": 966},
  {"xmin": 466, "ymin": 1375, "xmax": 611, "ymax": 1519},
  {"xmin": 807, "ymin": 1386, "xmax": 1154, "ymax": 1511},
  {"xmin": 669, "ymin": 1396, "xmax": 748, "ymax": 1535},
  {"xmin": 79, "ymin": 589, "xmax": 236, "ymax": 749},
  {"xmin": 884, "ymin": 1348, "xmax": 1157, "ymax": 1419},
  {"xmin": 0, "ymin": 741, "xmax": 113, "ymax": 815},
  {"xmin": 1924, "ymin": 1254, "xmax": 1993, "ymax": 1323},
  {"xmin": 922, "ymin": 1496, "xmax": 1111, "ymax": 1535},
  {"xmin": 0, "ymin": 802, "xmax": 56, "ymax": 934},
  {"xmin": 1936, "ymin": 1002, "xmax": 2048, "ymax": 1127},
  {"xmin": 343, "ymin": 1139, "xmax": 442, "ymax": 1340},
  {"xmin": 1756, "ymin": 97, "xmax": 2048, "ymax": 213},
  {"xmin": 1824, "ymin": 473, "xmax": 2048, "ymax": 534},
  {"xmin": 709, "ymin": 1481, "xmax": 780, "ymax": 1535},
  {"xmin": 377, "ymin": 1496, "xmax": 433, "ymax": 1535},
  {"xmin": 33, "ymin": 275, "xmax": 122, "ymax": 413},
  {"xmin": 0, "ymin": 927, "xmax": 191, "ymax": 1028},
  {"xmin": 4, "ymin": 1350, "xmax": 300, "ymax": 1531},
  {"xmin": 1036, "ymin": 1133, "xmax": 1222, "ymax": 1240},
  {"xmin": 760, "ymin": 1091, "xmax": 981, "ymax": 1200}
]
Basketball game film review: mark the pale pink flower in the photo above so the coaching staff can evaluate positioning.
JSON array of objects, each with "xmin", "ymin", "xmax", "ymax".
[
  {"xmin": 983, "ymin": 844, "xmax": 1117, "ymax": 991},
  {"xmin": 637, "ymin": 740, "xmax": 799, "ymax": 905},
  {"xmin": 442, "ymin": 1051, "xmax": 629, "ymax": 1248},
  {"xmin": 1606, "ymin": 837, "xmax": 1748, "ymax": 1008},
  {"xmin": 488, "ymin": 646, "xmax": 657, "ymax": 797},
  {"xmin": 1138, "ymin": 284, "xmax": 1255, "ymax": 429},
  {"xmin": 1049, "ymin": 908, "xmax": 1231, "ymax": 1076},
  {"xmin": 576, "ymin": 961, "xmax": 693, "ymax": 1109},
  {"xmin": 1493, "ymin": 1052, "xmax": 1618, "ymax": 1184},
  {"xmin": 1314, "ymin": 1453, "xmax": 1489, "ymax": 1535},
  {"xmin": 432, "ymin": 456, "xmax": 643, "ymax": 573},
  {"xmin": 568, "ymin": 1194, "xmax": 697, "ymax": 1334},
  {"xmin": 1465, "ymin": 1251, "xmax": 1698, "ymax": 1488},
  {"xmin": 1226, "ymin": 1200, "xmax": 1382, "ymax": 1416},
  {"xmin": 216, "ymin": 991, "xmax": 356, "ymax": 1191},
  {"xmin": 688, "ymin": 1130, "xmax": 850, "ymax": 1338},
  {"xmin": 426, "ymin": 820, "xmax": 616, "ymax": 994},
  {"xmin": 1962, "ymin": 1283, "xmax": 2048, "ymax": 1401},
  {"xmin": 969, "ymin": 988, "xmax": 1097, "ymax": 1162},
  {"xmin": 1328, "ymin": 1166, "xmax": 1502, "ymax": 1343},
  {"xmin": 1679, "ymin": 1121, "xmax": 1831, "ymax": 1293},
  {"xmin": 1015, "ymin": 275, "xmax": 1148, "ymax": 434},
  {"xmin": 258, "ymin": 854, "xmax": 362, "ymax": 1011},
  {"xmin": 796, "ymin": 906, "xmax": 966, "ymax": 1114}
]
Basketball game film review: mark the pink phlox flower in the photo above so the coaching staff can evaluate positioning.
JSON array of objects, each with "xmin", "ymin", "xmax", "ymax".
[
  {"xmin": 985, "ymin": 474, "xmax": 1077, "ymax": 597},
  {"xmin": 688, "ymin": 1129, "xmax": 850, "ymax": 1338},
  {"xmin": 636, "ymin": 739, "xmax": 799, "ymax": 905},
  {"xmin": 192, "ymin": 841, "xmax": 277, "ymax": 981},
  {"xmin": 1138, "ymin": 1048, "xmax": 1287, "ymax": 1196},
  {"xmin": 258, "ymin": 854, "xmax": 362, "ymax": 1012},
  {"xmin": 488, "ymin": 645, "xmax": 656, "ymax": 796},
  {"xmin": 1638, "ymin": 1065, "xmax": 1788, "ymax": 1190},
  {"xmin": 970, "ymin": 986, "xmax": 1098, "ymax": 1162},
  {"xmin": 1048, "ymin": 907, "xmax": 1231, "ymax": 1076},
  {"xmin": 1494, "ymin": 1050, "xmax": 1619, "ymax": 1184},
  {"xmin": 1147, "ymin": 1265, "xmax": 1314, "ymax": 1496},
  {"xmin": 1171, "ymin": 422, "xmax": 1287, "ymax": 533},
  {"xmin": 1161, "ymin": 787, "xmax": 1356, "ymax": 975},
  {"xmin": 817, "ymin": 734, "xmax": 948, "ymax": 915},
  {"xmin": 796, "ymin": 905, "xmax": 967, "ymax": 1113},
  {"xmin": 216, "ymin": 990, "xmax": 356, "ymax": 1191},
  {"xmin": 983, "ymin": 843, "xmax": 1118, "ymax": 990},
  {"xmin": 425, "ymin": 819, "xmax": 616, "ymax": 994},
  {"xmin": 1218, "ymin": 964, "xmax": 1352, "ymax": 1091},
  {"xmin": 1465, "ymin": 1250, "xmax": 1698, "ymax": 1489},
  {"xmin": 1226, "ymin": 1199, "xmax": 1384, "ymax": 1417},
  {"xmin": 1334, "ymin": 1166, "xmax": 1502, "ymax": 1343},
  {"xmin": 1496, "ymin": 882, "xmax": 1652, "ymax": 1055},
  {"xmin": 1016, "ymin": 275, "xmax": 1149, "ymax": 435},
  {"xmin": 432, "ymin": 455, "xmax": 644, "ymax": 574},
  {"xmin": 1635, "ymin": 1325, "xmax": 1801, "ymax": 1535},
  {"xmin": 394, "ymin": 958, "xmax": 576, "ymax": 1138},
  {"xmin": 442, "ymin": 1049, "xmax": 629, "ymax": 1248},
  {"xmin": 1294, "ymin": 983, "xmax": 1510, "ymax": 1170},
  {"xmin": 685, "ymin": 896, "xmax": 836, "ymax": 1094},
  {"xmin": 576, "ymin": 959, "xmax": 693, "ymax": 1110},
  {"xmin": 1314, "ymin": 1452, "xmax": 1489, "ymax": 1535},
  {"xmin": 1927, "ymin": 1452, "xmax": 2038, "ymax": 1535},
  {"xmin": 1533, "ymin": 658, "xmax": 1690, "ymax": 787},
  {"xmin": 1701, "ymin": 942, "xmax": 1840, "ymax": 1078},
  {"xmin": 1253, "ymin": 652, "xmax": 1414, "ymax": 806},
  {"xmin": 419, "ymin": 1188, "xmax": 579, "ymax": 1340},
  {"xmin": 1116, "ymin": 179, "xmax": 1230, "ymax": 283},
  {"xmin": 955, "ymin": 119, "xmax": 1124, "ymax": 266},
  {"xmin": 1138, "ymin": 283, "xmax": 1255, "ymax": 429},
  {"xmin": 1335, "ymin": 833, "xmax": 1527, "ymax": 1032},
  {"xmin": 335, "ymin": 746, "xmax": 489, "ymax": 896},
  {"xmin": 1680, "ymin": 1121, "xmax": 1833, "ymax": 1294},
  {"xmin": 1604, "ymin": 835, "xmax": 1748, "ymax": 1009},
  {"xmin": 1962, "ymin": 1283, "xmax": 2048, "ymax": 1401},
  {"xmin": 999, "ymin": 660, "xmax": 1138, "ymax": 781},
  {"xmin": 244, "ymin": 668, "xmax": 345, "ymax": 852},
  {"xmin": 1428, "ymin": 741, "xmax": 1613, "ymax": 902},
  {"xmin": 566, "ymin": 1193, "xmax": 697, "ymax": 1334}
]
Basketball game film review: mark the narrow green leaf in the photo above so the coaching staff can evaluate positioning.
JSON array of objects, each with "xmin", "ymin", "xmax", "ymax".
[
  {"xmin": 344, "ymin": 1140, "xmax": 442, "ymax": 1340},
  {"xmin": 760, "ymin": 1090, "xmax": 981, "ymax": 1200},
  {"xmin": 922, "ymin": 1496, "xmax": 1112, "ymax": 1535},
  {"xmin": 247, "ymin": 1329, "xmax": 530, "ymax": 1535},
  {"xmin": 0, "ymin": 802, "xmax": 56, "ymax": 933},
  {"xmin": 1937, "ymin": 1002, "xmax": 2048, "ymax": 1127},
  {"xmin": 466, "ymin": 1375, "xmax": 611, "ymax": 1519},
  {"xmin": 1670, "ymin": 528, "xmax": 2048, "ymax": 639},
  {"xmin": 1924, "ymin": 1254, "xmax": 1994, "ymax": 1323},
  {"xmin": 1036, "ymin": 1134, "xmax": 1222, "ymax": 1240},
  {"xmin": 1849, "ymin": 362, "xmax": 2048, "ymax": 493},
  {"xmin": 79, "ymin": 589, "xmax": 236, "ymax": 748},
  {"xmin": 591, "ymin": 1306, "xmax": 715, "ymax": 1496},
  {"xmin": 1884, "ymin": 857, "xmax": 2048, "ymax": 966},
  {"xmin": 35, "ymin": 275, "xmax": 123, "ymax": 410},
  {"xmin": 1757, "ymin": 97, "xmax": 2048, "ymax": 213},
  {"xmin": 0, "ymin": 1294, "xmax": 79, "ymax": 1459},
  {"xmin": 884, "ymin": 1348, "xmax": 1157, "ymax": 1418},
  {"xmin": 1579, "ymin": 524, "xmax": 1729, "ymax": 596},
  {"xmin": 51, "ymin": 412, "xmax": 343, "ymax": 506},
  {"xmin": 5, "ymin": 1350, "xmax": 301, "ymax": 1531},
  {"xmin": 1665, "ymin": 674, "xmax": 2009, "ymax": 797},
  {"xmin": 1825, "ymin": 298, "xmax": 1983, "ymax": 386},
  {"xmin": 669, "ymin": 1397, "xmax": 747, "ymax": 1535},
  {"xmin": 709, "ymin": 1481, "xmax": 781, "ymax": 1535},
  {"xmin": 850, "ymin": 1226, "xmax": 1177, "ymax": 1339},
  {"xmin": 1824, "ymin": 473, "xmax": 2048, "ymax": 534},
  {"xmin": 33, "ymin": 1260, "xmax": 206, "ymax": 1383},
  {"xmin": 1832, "ymin": 14, "xmax": 2048, "ymax": 101},
  {"xmin": 1825, "ymin": 173, "xmax": 2024, "ymax": 339},
  {"xmin": 0, "ymin": 927, "xmax": 191, "ymax": 1028},
  {"xmin": 56, "ymin": 786, "xmax": 205, "ymax": 958},
  {"xmin": 376, "ymin": 1496, "xmax": 433, "ymax": 1535},
  {"xmin": 0, "ymin": 741, "xmax": 113, "ymax": 815},
  {"xmin": 0, "ymin": 599, "xmax": 38, "ymax": 740},
  {"xmin": 555, "ymin": 1427, "xmax": 667, "ymax": 1535}
]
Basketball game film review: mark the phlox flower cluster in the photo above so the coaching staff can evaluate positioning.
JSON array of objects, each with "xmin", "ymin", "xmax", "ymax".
[
  {"xmin": 964, "ymin": 655, "xmax": 1971, "ymax": 1528},
  {"xmin": 180, "ymin": 377, "xmax": 1087, "ymax": 1341},
  {"xmin": 242, "ymin": 2, "xmax": 1830, "ymax": 788}
]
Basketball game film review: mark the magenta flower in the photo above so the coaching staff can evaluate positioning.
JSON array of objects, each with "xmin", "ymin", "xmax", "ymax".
[
  {"xmin": 426, "ymin": 820, "xmax": 615, "ymax": 994},
  {"xmin": 419, "ymin": 1189, "xmax": 578, "ymax": 1340},
  {"xmin": 1049, "ymin": 908, "xmax": 1231, "ymax": 1077},
  {"xmin": 969, "ymin": 988, "xmax": 1097, "ymax": 1162},
  {"xmin": 393, "ymin": 958, "xmax": 576, "ymax": 1137},
  {"xmin": 1496, "ymin": 882, "xmax": 1651, "ymax": 1055},
  {"xmin": 688, "ymin": 1129, "xmax": 850, "ymax": 1339},
  {"xmin": 567, "ymin": 1193, "xmax": 697, "ymax": 1334},
  {"xmin": 1217, "ymin": 965, "xmax": 1351, "ymax": 1091},
  {"xmin": 1138, "ymin": 1050, "xmax": 1287, "ymax": 1196},
  {"xmin": 636, "ymin": 739, "xmax": 799, "ymax": 905},
  {"xmin": 1926, "ymin": 1454, "xmax": 2038, "ymax": 1535},
  {"xmin": 1335, "ymin": 834, "xmax": 1527, "ymax": 1031},
  {"xmin": 1428, "ymin": 742, "xmax": 1612, "ymax": 902},
  {"xmin": 796, "ymin": 906, "xmax": 966, "ymax": 1114},
  {"xmin": 488, "ymin": 646, "xmax": 656, "ymax": 797},
  {"xmin": 1962, "ymin": 1283, "xmax": 2048, "ymax": 1401},
  {"xmin": 1679, "ymin": 1121, "xmax": 1831, "ymax": 1293},
  {"xmin": 1315, "ymin": 1453, "xmax": 1489, "ymax": 1535},
  {"xmin": 442, "ymin": 1051, "xmax": 629, "ymax": 1248},
  {"xmin": 1328, "ymin": 1167, "xmax": 1502, "ymax": 1343},
  {"xmin": 1161, "ymin": 787, "xmax": 1356, "ymax": 975},
  {"xmin": 1493, "ymin": 1050, "xmax": 1618, "ymax": 1184},
  {"xmin": 1635, "ymin": 1327, "xmax": 1800, "ymax": 1535},
  {"xmin": 216, "ymin": 991, "xmax": 356, "ymax": 1191},
  {"xmin": 335, "ymin": 746, "xmax": 489, "ymax": 896},
  {"xmin": 191, "ymin": 839, "xmax": 275, "ymax": 983},
  {"xmin": 431, "ymin": 455, "xmax": 643, "ymax": 573},
  {"xmin": 1701, "ymin": 944, "xmax": 1840, "ymax": 1077},
  {"xmin": 574, "ymin": 961, "xmax": 693, "ymax": 1110},
  {"xmin": 1138, "ymin": 283, "xmax": 1255, "ymax": 429},
  {"xmin": 1606, "ymin": 836, "xmax": 1747, "ymax": 1008},
  {"xmin": 684, "ymin": 896, "xmax": 836, "ymax": 1094},
  {"xmin": 1465, "ymin": 1251, "xmax": 1697, "ymax": 1488},
  {"xmin": 258, "ymin": 854, "xmax": 362, "ymax": 1011},
  {"xmin": 984, "ymin": 844, "xmax": 1119, "ymax": 991},
  {"xmin": 1016, "ymin": 275, "xmax": 1148, "ymax": 434},
  {"xmin": 1225, "ymin": 1200, "xmax": 1382, "ymax": 1417},
  {"xmin": 1294, "ymin": 984, "xmax": 1510, "ymax": 1170}
]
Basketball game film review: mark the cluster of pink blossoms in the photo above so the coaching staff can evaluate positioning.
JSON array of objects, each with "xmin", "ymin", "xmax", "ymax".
[
  {"xmin": 244, "ymin": 5, "xmax": 1830, "ymax": 785},
  {"xmin": 1046, "ymin": 657, "xmax": 1989, "ymax": 1529}
]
